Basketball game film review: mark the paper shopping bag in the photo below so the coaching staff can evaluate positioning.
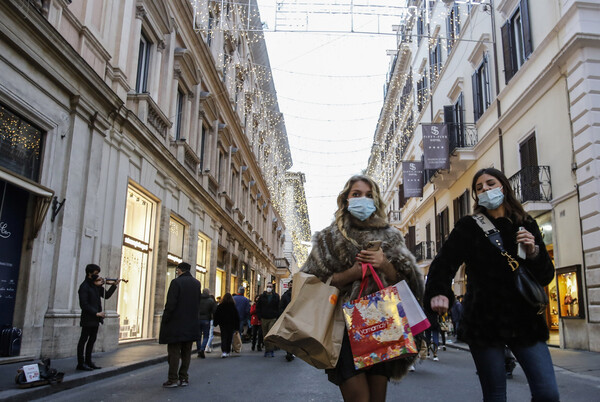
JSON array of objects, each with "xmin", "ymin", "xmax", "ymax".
[
  {"xmin": 264, "ymin": 272, "xmax": 345, "ymax": 369},
  {"xmin": 343, "ymin": 264, "xmax": 418, "ymax": 369},
  {"xmin": 232, "ymin": 331, "xmax": 242, "ymax": 353},
  {"xmin": 394, "ymin": 280, "xmax": 430, "ymax": 335}
]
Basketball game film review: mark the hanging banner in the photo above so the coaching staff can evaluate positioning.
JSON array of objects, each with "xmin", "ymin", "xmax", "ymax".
[
  {"xmin": 423, "ymin": 124, "xmax": 449, "ymax": 170},
  {"xmin": 402, "ymin": 161, "xmax": 424, "ymax": 198}
]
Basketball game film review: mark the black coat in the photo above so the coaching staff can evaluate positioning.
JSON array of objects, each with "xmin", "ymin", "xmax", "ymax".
[
  {"xmin": 424, "ymin": 213, "xmax": 555, "ymax": 348},
  {"xmin": 78, "ymin": 277, "xmax": 116, "ymax": 327},
  {"xmin": 198, "ymin": 294, "xmax": 217, "ymax": 321},
  {"xmin": 213, "ymin": 302, "xmax": 239, "ymax": 332},
  {"xmin": 256, "ymin": 292, "xmax": 280, "ymax": 320},
  {"xmin": 279, "ymin": 288, "xmax": 292, "ymax": 315},
  {"xmin": 159, "ymin": 271, "xmax": 202, "ymax": 344}
]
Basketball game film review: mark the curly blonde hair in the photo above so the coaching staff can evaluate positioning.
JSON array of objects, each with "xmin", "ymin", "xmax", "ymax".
[{"xmin": 334, "ymin": 175, "xmax": 387, "ymax": 246}]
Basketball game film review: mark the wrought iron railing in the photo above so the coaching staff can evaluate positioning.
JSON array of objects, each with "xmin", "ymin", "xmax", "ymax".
[
  {"xmin": 508, "ymin": 166, "xmax": 552, "ymax": 203},
  {"xmin": 414, "ymin": 241, "xmax": 435, "ymax": 262},
  {"xmin": 448, "ymin": 123, "xmax": 478, "ymax": 154},
  {"xmin": 388, "ymin": 210, "xmax": 401, "ymax": 223}
]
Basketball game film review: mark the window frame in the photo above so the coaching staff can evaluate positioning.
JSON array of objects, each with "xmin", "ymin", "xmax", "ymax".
[{"xmin": 135, "ymin": 32, "xmax": 152, "ymax": 93}]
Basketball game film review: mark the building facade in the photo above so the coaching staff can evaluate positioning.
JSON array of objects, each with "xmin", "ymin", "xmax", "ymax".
[
  {"xmin": 0, "ymin": 0, "xmax": 299, "ymax": 358},
  {"xmin": 367, "ymin": 0, "xmax": 599, "ymax": 351}
]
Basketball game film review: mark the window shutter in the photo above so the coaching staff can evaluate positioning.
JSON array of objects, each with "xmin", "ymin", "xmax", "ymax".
[
  {"xmin": 398, "ymin": 183, "xmax": 406, "ymax": 208},
  {"xmin": 520, "ymin": 0, "xmax": 533, "ymax": 58},
  {"xmin": 501, "ymin": 21, "xmax": 514, "ymax": 83},
  {"xmin": 483, "ymin": 53, "xmax": 491, "ymax": 109},
  {"xmin": 472, "ymin": 71, "xmax": 480, "ymax": 121},
  {"xmin": 453, "ymin": 197, "xmax": 460, "ymax": 224},
  {"xmin": 444, "ymin": 105, "xmax": 457, "ymax": 150},
  {"xmin": 435, "ymin": 213, "xmax": 442, "ymax": 252}
]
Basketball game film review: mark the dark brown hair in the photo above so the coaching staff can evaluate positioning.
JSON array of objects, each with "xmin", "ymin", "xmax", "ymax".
[
  {"xmin": 471, "ymin": 168, "xmax": 529, "ymax": 225},
  {"xmin": 220, "ymin": 293, "xmax": 234, "ymax": 305}
]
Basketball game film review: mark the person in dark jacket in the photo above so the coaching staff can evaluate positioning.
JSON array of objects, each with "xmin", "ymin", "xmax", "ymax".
[
  {"xmin": 213, "ymin": 293, "xmax": 240, "ymax": 358},
  {"xmin": 159, "ymin": 262, "xmax": 201, "ymax": 388},
  {"xmin": 256, "ymin": 283, "xmax": 280, "ymax": 357},
  {"xmin": 425, "ymin": 168, "xmax": 559, "ymax": 401},
  {"xmin": 279, "ymin": 280, "xmax": 294, "ymax": 361},
  {"xmin": 450, "ymin": 296, "xmax": 463, "ymax": 336},
  {"xmin": 77, "ymin": 263, "xmax": 119, "ymax": 371},
  {"xmin": 233, "ymin": 286, "xmax": 251, "ymax": 336},
  {"xmin": 197, "ymin": 288, "xmax": 217, "ymax": 358}
]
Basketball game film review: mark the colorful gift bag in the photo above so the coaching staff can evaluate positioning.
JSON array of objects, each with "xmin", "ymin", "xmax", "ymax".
[{"xmin": 343, "ymin": 264, "xmax": 418, "ymax": 369}]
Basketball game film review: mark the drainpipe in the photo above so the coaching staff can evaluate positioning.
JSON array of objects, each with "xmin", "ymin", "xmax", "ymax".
[{"xmin": 488, "ymin": 0, "xmax": 505, "ymax": 171}]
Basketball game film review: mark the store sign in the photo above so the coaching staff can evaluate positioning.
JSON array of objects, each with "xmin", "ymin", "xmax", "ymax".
[
  {"xmin": 0, "ymin": 181, "xmax": 28, "ymax": 328},
  {"xmin": 423, "ymin": 123, "xmax": 449, "ymax": 170},
  {"xmin": 402, "ymin": 161, "xmax": 424, "ymax": 198},
  {"xmin": 123, "ymin": 235, "xmax": 150, "ymax": 253}
]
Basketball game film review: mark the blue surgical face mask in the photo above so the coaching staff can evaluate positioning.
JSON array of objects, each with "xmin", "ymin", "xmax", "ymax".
[
  {"xmin": 477, "ymin": 187, "xmax": 504, "ymax": 210},
  {"xmin": 347, "ymin": 197, "xmax": 376, "ymax": 221}
]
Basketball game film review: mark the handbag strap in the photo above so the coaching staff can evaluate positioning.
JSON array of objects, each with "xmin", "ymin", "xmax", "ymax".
[
  {"xmin": 358, "ymin": 263, "xmax": 384, "ymax": 298},
  {"xmin": 472, "ymin": 213, "xmax": 520, "ymax": 272}
]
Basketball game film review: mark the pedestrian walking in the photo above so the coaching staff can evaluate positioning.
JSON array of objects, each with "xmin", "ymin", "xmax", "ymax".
[
  {"xmin": 159, "ymin": 262, "xmax": 201, "ymax": 388},
  {"xmin": 256, "ymin": 283, "xmax": 280, "ymax": 358},
  {"xmin": 279, "ymin": 280, "xmax": 294, "ymax": 362},
  {"xmin": 205, "ymin": 293, "xmax": 217, "ymax": 353},
  {"xmin": 425, "ymin": 167, "xmax": 559, "ymax": 401},
  {"xmin": 250, "ymin": 295, "xmax": 263, "ymax": 352},
  {"xmin": 76, "ymin": 263, "xmax": 120, "ymax": 371},
  {"xmin": 233, "ymin": 286, "xmax": 251, "ymax": 337},
  {"xmin": 424, "ymin": 311, "xmax": 441, "ymax": 362},
  {"xmin": 450, "ymin": 295, "xmax": 463, "ymax": 336},
  {"xmin": 197, "ymin": 288, "xmax": 216, "ymax": 358},
  {"xmin": 213, "ymin": 293, "xmax": 240, "ymax": 358},
  {"xmin": 300, "ymin": 174, "xmax": 423, "ymax": 402}
]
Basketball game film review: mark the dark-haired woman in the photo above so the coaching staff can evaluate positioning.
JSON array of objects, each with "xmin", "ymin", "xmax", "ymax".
[
  {"xmin": 301, "ymin": 175, "xmax": 423, "ymax": 402},
  {"xmin": 424, "ymin": 168, "xmax": 559, "ymax": 401},
  {"xmin": 213, "ymin": 293, "xmax": 239, "ymax": 358}
]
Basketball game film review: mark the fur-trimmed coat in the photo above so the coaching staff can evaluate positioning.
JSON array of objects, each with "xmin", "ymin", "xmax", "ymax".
[
  {"xmin": 424, "ymin": 212, "xmax": 554, "ymax": 348},
  {"xmin": 301, "ymin": 214, "xmax": 424, "ymax": 381}
]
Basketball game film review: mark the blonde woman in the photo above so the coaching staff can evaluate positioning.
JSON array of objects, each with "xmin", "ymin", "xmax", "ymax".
[{"xmin": 301, "ymin": 175, "xmax": 423, "ymax": 402}]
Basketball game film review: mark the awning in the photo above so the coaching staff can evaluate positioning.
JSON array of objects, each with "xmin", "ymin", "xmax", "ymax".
[{"xmin": 0, "ymin": 166, "xmax": 54, "ymax": 239}]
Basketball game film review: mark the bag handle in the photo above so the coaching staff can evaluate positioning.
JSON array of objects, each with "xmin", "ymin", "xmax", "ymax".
[{"xmin": 358, "ymin": 263, "xmax": 384, "ymax": 298}]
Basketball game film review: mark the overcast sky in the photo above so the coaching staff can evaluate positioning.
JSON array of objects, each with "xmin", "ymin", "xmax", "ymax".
[{"xmin": 256, "ymin": 0, "xmax": 398, "ymax": 235}]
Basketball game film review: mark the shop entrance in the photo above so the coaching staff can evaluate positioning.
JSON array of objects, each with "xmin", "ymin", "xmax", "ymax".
[
  {"xmin": 0, "ymin": 181, "xmax": 28, "ymax": 328},
  {"xmin": 118, "ymin": 186, "xmax": 156, "ymax": 340}
]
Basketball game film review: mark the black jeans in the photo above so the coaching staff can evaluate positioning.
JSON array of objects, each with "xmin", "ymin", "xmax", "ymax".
[
  {"xmin": 221, "ymin": 328, "xmax": 234, "ymax": 353},
  {"xmin": 251, "ymin": 325, "xmax": 263, "ymax": 349},
  {"xmin": 77, "ymin": 326, "xmax": 99, "ymax": 365}
]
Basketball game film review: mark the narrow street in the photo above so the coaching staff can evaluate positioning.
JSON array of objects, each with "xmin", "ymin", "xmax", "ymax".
[{"xmin": 34, "ymin": 343, "xmax": 599, "ymax": 401}]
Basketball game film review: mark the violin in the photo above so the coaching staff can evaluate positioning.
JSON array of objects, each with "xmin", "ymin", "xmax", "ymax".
[{"xmin": 104, "ymin": 278, "xmax": 129, "ymax": 285}]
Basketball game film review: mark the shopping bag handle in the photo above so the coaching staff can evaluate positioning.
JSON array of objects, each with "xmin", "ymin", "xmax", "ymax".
[{"xmin": 358, "ymin": 263, "xmax": 385, "ymax": 297}]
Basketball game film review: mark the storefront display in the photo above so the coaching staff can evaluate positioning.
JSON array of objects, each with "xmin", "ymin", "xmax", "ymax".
[
  {"xmin": 195, "ymin": 233, "xmax": 209, "ymax": 288},
  {"xmin": 556, "ymin": 265, "xmax": 584, "ymax": 319},
  {"xmin": 118, "ymin": 186, "xmax": 156, "ymax": 340},
  {"xmin": 165, "ymin": 217, "xmax": 185, "ymax": 304}
]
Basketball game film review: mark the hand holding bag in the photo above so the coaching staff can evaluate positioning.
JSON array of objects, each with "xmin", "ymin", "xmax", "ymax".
[
  {"xmin": 264, "ymin": 271, "xmax": 345, "ymax": 369},
  {"xmin": 472, "ymin": 213, "xmax": 549, "ymax": 314},
  {"xmin": 343, "ymin": 263, "xmax": 417, "ymax": 369}
]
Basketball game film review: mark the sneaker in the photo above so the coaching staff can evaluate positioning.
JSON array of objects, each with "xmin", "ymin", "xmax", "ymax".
[
  {"xmin": 433, "ymin": 356, "xmax": 439, "ymax": 361},
  {"xmin": 179, "ymin": 379, "xmax": 189, "ymax": 387},
  {"xmin": 162, "ymin": 380, "xmax": 178, "ymax": 388},
  {"xmin": 409, "ymin": 365, "xmax": 416, "ymax": 372},
  {"xmin": 221, "ymin": 352, "xmax": 228, "ymax": 358},
  {"xmin": 205, "ymin": 347, "xmax": 212, "ymax": 353}
]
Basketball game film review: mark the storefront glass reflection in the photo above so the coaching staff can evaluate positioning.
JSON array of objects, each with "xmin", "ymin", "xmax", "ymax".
[{"xmin": 118, "ymin": 187, "xmax": 155, "ymax": 340}]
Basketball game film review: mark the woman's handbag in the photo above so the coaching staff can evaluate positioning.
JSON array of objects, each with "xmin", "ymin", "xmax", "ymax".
[
  {"xmin": 264, "ymin": 271, "xmax": 345, "ymax": 369},
  {"xmin": 343, "ymin": 263, "xmax": 418, "ymax": 370},
  {"xmin": 472, "ymin": 213, "xmax": 549, "ymax": 314}
]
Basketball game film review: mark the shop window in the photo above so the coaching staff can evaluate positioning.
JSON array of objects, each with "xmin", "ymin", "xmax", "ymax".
[
  {"xmin": 165, "ymin": 217, "xmax": 185, "ymax": 304},
  {"xmin": 0, "ymin": 105, "xmax": 43, "ymax": 181},
  {"xmin": 215, "ymin": 268, "xmax": 225, "ymax": 300},
  {"xmin": 196, "ymin": 233, "xmax": 210, "ymax": 288},
  {"xmin": 556, "ymin": 265, "xmax": 584, "ymax": 319}
]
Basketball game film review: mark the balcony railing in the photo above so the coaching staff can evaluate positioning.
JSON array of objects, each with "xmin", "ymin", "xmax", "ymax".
[
  {"xmin": 413, "ymin": 241, "xmax": 435, "ymax": 262},
  {"xmin": 448, "ymin": 123, "xmax": 478, "ymax": 154},
  {"xmin": 388, "ymin": 210, "xmax": 401, "ymax": 223},
  {"xmin": 508, "ymin": 166, "xmax": 552, "ymax": 203}
]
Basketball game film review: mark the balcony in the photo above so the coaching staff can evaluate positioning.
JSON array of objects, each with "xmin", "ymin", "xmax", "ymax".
[
  {"xmin": 274, "ymin": 257, "xmax": 291, "ymax": 277},
  {"xmin": 413, "ymin": 241, "xmax": 435, "ymax": 262},
  {"xmin": 429, "ymin": 123, "xmax": 479, "ymax": 189},
  {"xmin": 388, "ymin": 210, "xmax": 401, "ymax": 224},
  {"xmin": 508, "ymin": 166, "xmax": 552, "ymax": 215},
  {"xmin": 448, "ymin": 123, "xmax": 478, "ymax": 154}
]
